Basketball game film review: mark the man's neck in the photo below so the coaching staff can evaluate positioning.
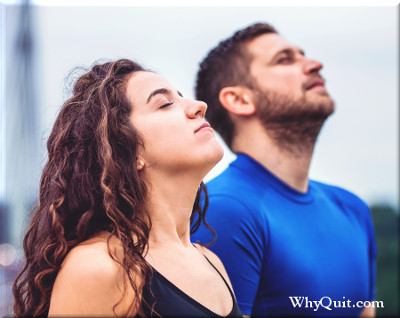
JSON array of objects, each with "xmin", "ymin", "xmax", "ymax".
[{"xmin": 232, "ymin": 122, "xmax": 315, "ymax": 193}]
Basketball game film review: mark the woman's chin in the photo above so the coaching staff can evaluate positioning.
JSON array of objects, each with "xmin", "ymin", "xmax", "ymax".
[
  {"xmin": 203, "ymin": 143, "xmax": 225, "ymax": 173},
  {"xmin": 215, "ymin": 143, "xmax": 225, "ymax": 163}
]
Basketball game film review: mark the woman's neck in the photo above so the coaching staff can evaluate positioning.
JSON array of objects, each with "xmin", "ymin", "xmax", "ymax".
[{"xmin": 143, "ymin": 171, "xmax": 201, "ymax": 247}]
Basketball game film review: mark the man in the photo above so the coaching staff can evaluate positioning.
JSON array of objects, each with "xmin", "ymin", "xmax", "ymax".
[{"xmin": 191, "ymin": 23, "xmax": 377, "ymax": 317}]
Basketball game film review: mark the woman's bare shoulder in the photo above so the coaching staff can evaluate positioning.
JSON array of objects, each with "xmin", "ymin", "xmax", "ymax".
[
  {"xmin": 67, "ymin": 234, "xmax": 119, "ymax": 270},
  {"xmin": 48, "ymin": 233, "xmax": 129, "ymax": 316}
]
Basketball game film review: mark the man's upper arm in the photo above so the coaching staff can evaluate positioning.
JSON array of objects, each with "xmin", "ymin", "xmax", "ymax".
[
  {"xmin": 356, "ymin": 200, "xmax": 377, "ymax": 302},
  {"xmin": 365, "ymin": 206, "xmax": 378, "ymax": 301},
  {"xmin": 194, "ymin": 194, "xmax": 266, "ymax": 315}
]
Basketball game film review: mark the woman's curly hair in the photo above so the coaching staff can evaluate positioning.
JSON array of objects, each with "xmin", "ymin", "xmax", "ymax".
[{"xmin": 12, "ymin": 59, "xmax": 214, "ymax": 317}]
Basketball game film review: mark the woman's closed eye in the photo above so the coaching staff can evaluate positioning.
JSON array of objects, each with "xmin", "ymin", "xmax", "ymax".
[{"xmin": 160, "ymin": 101, "xmax": 174, "ymax": 109}]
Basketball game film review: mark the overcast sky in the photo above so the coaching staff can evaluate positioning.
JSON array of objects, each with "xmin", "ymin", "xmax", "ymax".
[{"xmin": 2, "ymin": 4, "xmax": 398, "ymax": 208}]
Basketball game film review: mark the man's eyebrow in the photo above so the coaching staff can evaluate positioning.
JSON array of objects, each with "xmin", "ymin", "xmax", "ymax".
[{"xmin": 146, "ymin": 88, "xmax": 183, "ymax": 104}]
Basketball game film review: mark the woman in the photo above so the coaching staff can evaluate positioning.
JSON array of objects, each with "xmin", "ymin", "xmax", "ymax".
[{"xmin": 13, "ymin": 59, "xmax": 242, "ymax": 317}]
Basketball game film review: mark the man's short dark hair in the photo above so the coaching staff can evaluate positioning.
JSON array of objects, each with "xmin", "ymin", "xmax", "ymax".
[{"xmin": 195, "ymin": 22, "xmax": 277, "ymax": 149}]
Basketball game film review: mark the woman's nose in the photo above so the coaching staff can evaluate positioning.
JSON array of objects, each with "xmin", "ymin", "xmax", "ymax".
[{"xmin": 186, "ymin": 99, "xmax": 207, "ymax": 119}]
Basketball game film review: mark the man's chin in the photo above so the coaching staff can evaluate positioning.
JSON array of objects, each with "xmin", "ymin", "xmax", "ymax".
[{"xmin": 308, "ymin": 96, "xmax": 335, "ymax": 116}]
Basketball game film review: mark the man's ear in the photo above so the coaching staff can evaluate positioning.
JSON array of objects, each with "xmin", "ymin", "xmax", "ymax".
[{"xmin": 219, "ymin": 86, "xmax": 256, "ymax": 116}]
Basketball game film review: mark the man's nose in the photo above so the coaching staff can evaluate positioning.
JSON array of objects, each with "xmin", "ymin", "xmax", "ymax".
[{"xmin": 303, "ymin": 57, "xmax": 323, "ymax": 75}]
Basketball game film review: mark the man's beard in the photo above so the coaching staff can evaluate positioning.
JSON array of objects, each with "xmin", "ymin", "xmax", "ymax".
[{"xmin": 253, "ymin": 87, "xmax": 335, "ymax": 157}]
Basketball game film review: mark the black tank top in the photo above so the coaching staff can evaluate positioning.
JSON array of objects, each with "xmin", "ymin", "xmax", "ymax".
[{"xmin": 140, "ymin": 254, "xmax": 242, "ymax": 317}]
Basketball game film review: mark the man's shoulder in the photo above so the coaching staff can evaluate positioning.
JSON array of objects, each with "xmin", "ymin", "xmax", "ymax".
[
  {"xmin": 207, "ymin": 162, "xmax": 260, "ymax": 196},
  {"xmin": 207, "ymin": 172, "xmax": 262, "ymax": 211},
  {"xmin": 208, "ymin": 163, "xmax": 244, "ymax": 184},
  {"xmin": 204, "ymin": 172, "xmax": 269, "ymax": 227},
  {"xmin": 310, "ymin": 180, "xmax": 370, "ymax": 213}
]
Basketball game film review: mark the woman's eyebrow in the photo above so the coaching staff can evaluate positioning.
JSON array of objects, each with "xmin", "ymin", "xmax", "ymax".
[
  {"xmin": 146, "ymin": 88, "xmax": 171, "ymax": 104},
  {"xmin": 146, "ymin": 88, "xmax": 183, "ymax": 104}
]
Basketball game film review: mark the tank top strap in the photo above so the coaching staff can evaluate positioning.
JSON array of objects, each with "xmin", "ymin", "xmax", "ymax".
[{"xmin": 192, "ymin": 244, "xmax": 235, "ymax": 300}]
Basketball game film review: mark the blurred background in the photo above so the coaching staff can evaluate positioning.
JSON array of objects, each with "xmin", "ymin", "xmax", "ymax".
[{"xmin": 0, "ymin": 1, "xmax": 398, "ymax": 317}]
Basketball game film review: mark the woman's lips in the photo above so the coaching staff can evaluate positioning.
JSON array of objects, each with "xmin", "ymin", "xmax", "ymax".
[{"xmin": 195, "ymin": 122, "xmax": 213, "ymax": 133}]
